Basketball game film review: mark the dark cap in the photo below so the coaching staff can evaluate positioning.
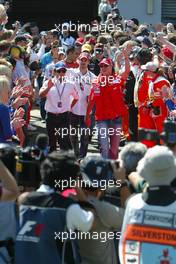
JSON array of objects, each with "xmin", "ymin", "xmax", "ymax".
[{"xmin": 80, "ymin": 156, "xmax": 114, "ymax": 190}]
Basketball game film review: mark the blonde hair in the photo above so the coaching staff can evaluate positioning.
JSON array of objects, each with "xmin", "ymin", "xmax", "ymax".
[
  {"xmin": 0, "ymin": 4, "xmax": 6, "ymax": 21},
  {"xmin": 0, "ymin": 75, "xmax": 10, "ymax": 95},
  {"xmin": 0, "ymin": 64, "xmax": 12, "ymax": 80}
]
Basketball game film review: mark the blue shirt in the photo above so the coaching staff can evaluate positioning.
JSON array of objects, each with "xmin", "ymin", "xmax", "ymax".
[
  {"xmin": 0, "ymin": 103, "xmax": 12, "ymax": 143},
  {"xmin": 40, "ymin": 52, "xmax": 53, "ymax": 70}
]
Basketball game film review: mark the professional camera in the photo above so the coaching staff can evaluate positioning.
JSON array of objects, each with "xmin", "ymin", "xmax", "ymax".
[
  {"xmin": 138, "ymin": 128, "xmax": 160, "ymax": 143},
  {"xmin": 15, "ymin": 134, "xmax": 49, "ymax": 189},
  {"xmin": 15, "ymin": 146, "xmax": 41, "ymax": 189}
]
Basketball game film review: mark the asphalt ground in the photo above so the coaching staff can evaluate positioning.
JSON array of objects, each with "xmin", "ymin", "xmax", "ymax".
[{"xmin": 29, "ymin": 107, "xmax": 100, "ymax": 156}]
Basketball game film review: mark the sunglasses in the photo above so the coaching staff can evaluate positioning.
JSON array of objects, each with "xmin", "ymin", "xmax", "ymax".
[
  {"xmin": 95, "ymin": 49, "xmax": 103, "ymax": 53},
  {"xmin": 100, "ymin": 64, "xmax": 109, "ymax": 68},
  {"xmin": 56, "ymin": 68, "xmax": 67, "ymax": 73}
]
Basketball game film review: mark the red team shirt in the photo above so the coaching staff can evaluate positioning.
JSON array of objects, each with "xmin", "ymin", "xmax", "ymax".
[{"xmin": 89, "ymin": 74, "xmax": 127, "ymax": 121}]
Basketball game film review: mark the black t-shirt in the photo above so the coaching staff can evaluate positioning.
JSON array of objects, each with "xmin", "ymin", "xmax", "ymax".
[
  {"xmin": 124, "ymin": 70, "xmax": 136, "ymax": 106},
  {"xmin": 88, "ymin": 57, "xmax": 101, "ymax": 76}
]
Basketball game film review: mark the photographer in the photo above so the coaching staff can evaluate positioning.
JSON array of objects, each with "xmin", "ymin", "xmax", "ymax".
[{"xmin": 68, "ymin": 155, "xmax": 128, "ymax": 264}]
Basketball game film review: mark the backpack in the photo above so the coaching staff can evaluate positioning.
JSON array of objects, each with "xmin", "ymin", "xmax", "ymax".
[{"xmin": 15, "ymin": 192, "xmax": 80, "ymax": 264}]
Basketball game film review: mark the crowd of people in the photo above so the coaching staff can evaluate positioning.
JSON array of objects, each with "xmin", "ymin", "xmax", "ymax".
[{"xmin": 0, "ymin": 0, "xmax": 176, "ymax": 263}]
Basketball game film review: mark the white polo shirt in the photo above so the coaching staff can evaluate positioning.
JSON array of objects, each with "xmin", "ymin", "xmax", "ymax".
[
  {"xmin": 66, "ymin": 69, "xmax": 96, "ymax": 116},
  {"xmin": 44, "ymin": 77, "xmax": 78, "ymax": 114}
]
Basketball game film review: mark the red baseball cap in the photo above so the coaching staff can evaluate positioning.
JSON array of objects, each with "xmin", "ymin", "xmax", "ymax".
[
  {"xmin": 99, "ymin": 58, "xmax": 112, "ymax": 66},
  {"xmin": 75, "ymin": 37, "xmax": 84, "ymax": 46},
  {"xmin": 87, "ymin": 38, "xmax": 96, "ymax": 45},
  {"xmin": 162, "ymin": 47, "xmax": 173, "ymax": 60},
  {"xmin": 79, "ymin": 52, "xmax": 90, "ymax": 60}
]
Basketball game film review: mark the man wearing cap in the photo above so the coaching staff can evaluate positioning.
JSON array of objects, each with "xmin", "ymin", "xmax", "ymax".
[
  {"xmin": 68, "ymin": 52, "xmax": 96, "ymax": 159},
  {"xmin": 67, "ymin": 155, "xmax": 125, "ymax": 264},
  {"xmin": 119, "ymin": 145, "xmax": 176, "ymax": 264},
  {"xmin": 81, "ymin": 43, "xmax": 92, "ymax": 54},
  {"xmin": 85, "ymin": 49, "xmax": 130, "ymax": 159},
  {"xmin": 39, "ymin": 61, "xmax": 78, "ymax": 152},
  {"xmin": 75, "ymin": 37, "xmax": 84, "ymax": 56}
]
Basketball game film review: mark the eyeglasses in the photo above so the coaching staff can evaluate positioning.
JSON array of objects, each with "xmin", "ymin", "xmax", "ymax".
[
  {"xmin": 100, "ymin": 64, "xmax": 109, "ymax": 68},
  {"xmin": 56, "ymin": 68, "xmax": 67, "ymax": 73}
]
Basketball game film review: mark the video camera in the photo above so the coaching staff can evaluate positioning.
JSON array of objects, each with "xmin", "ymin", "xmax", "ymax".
[
  {"xmin": 15, "ymin": 146, "xmax": 42, "ymax": 189},
  {"xmin": 138, "ymin": 119, "xmax": 176, "ymax": 146}
]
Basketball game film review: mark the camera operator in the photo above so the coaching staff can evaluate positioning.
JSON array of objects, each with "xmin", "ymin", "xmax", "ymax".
[
  {"xmin": 119, "ymin": 145, "xmax": 176, "ymax": 263},
  {"xmin": 0, "ymin": 143, "xmax": 19, "ymax": 264}
]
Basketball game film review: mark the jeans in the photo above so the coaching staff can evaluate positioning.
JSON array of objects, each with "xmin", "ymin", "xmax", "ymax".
[
  {"xmin": 96, "ymin": 117, "xmax": 122, "ymax": 159},
  {"xmin": 69, "ymin": 113, "xmax": 90, "ymax": 158}
]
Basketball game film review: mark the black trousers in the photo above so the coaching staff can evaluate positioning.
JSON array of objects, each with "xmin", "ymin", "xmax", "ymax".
[
  {"xmin": 46, "ymin": 112, "xmax": 71, "ymax": 152},
  {"xmin": 69, "ymin": 113, "xmax": 90, "ymax": 158}
]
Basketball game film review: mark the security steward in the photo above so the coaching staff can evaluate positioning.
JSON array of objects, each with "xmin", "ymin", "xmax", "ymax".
[{"xmin": 39, "ymin": 62, "xmax": 78, "ymax": 152}]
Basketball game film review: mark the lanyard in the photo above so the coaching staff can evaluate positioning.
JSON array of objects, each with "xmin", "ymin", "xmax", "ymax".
[{"xmin": 54, "ymin": 81, "xmax": 66, "ymax": 101}]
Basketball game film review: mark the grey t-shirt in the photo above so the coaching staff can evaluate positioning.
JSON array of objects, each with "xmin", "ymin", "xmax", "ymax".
[{"xmin": 78, "ymin": 196, "xmax": 124, "ymax": 264}]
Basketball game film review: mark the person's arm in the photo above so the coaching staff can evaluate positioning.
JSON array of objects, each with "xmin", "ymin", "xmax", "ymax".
[
  {"xmin": 85, "ymin": 87, "xmax": 96, "ymax": 127},
  {"xmin": 128, "ymin": 172, "xmax": 147, "ymax": 193},
  {"xmin": 0, "ymin": 160, "xmax": 19, "ymax": 201},
  {"xmin": 37, "ymin": 38, "xmax": 47, "ymax": 60},
  {"xmin": 39, "ymin": 79, "xmax": 53, "ymax": 98},
  {"xmin": 66, "ymin": 204, "xmax": 96, "ymax": 232},
  {"xmin": 119, "ymin": 48, "xmax": 130, "ymax": 80},
  {"xmin": 113, "ymin": 164, "xmax": 131, "ymax": 208},
  {"xmin": 157, "ymin": 35, "xmax": 176, "ymax": 54}
]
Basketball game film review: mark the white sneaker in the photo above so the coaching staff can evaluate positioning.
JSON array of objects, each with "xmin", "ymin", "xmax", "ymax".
[{"xmin": 27, "ymin": 124, "xmax": 37, "ymax": 131}]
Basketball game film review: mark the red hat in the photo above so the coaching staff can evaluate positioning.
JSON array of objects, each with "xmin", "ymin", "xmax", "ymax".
[
  {"xmin": 79, "ymin": 52, "xmax": 90, "ymax": 60},
  {"xmin": 87, "ymin": 38, "xmax": 96, "ymax": 45},
  {"xmin": 99, "ymin": 58, "xmax": 112, "ymax": 66},
  {"xmin": 162, "ymin": 47, "xmax": 173, "ymax": 60},
  {"xmin": 75, "ymin": 37, "xmax": 84, "ymax": 46}
]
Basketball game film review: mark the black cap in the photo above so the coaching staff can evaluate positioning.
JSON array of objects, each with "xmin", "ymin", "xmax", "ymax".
[{"xmin": 80, "ymin": 156, "xmax": 114, "ymax": 190}]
